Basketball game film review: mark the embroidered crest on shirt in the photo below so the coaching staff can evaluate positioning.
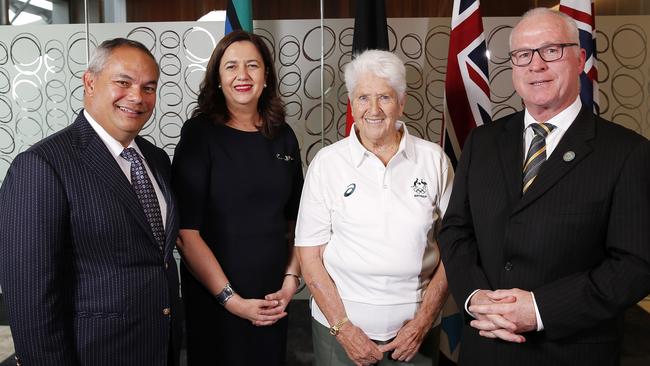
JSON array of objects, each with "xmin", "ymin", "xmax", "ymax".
[{"xmin": 411, "ymin": 178, "xmax": 428, "ymax": 198}]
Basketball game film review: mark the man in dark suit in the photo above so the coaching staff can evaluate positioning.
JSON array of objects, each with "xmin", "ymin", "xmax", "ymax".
[
  {"xmin": 439, "ymin": 8, "xmax": 650, "ymax": 366},
  {"xmin": 0, "ymin": 38, "xmax": 181, "ymax": 366}
]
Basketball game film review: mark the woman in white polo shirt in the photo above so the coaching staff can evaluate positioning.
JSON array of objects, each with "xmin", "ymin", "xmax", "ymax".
[{"xmin": 295, "ymin": 50, "xmax": 454, "ymax": 366}]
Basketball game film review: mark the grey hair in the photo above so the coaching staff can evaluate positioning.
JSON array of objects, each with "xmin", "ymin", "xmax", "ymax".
[
  {"xmin": 344, "ymin": 49, "xmax": 406, "ymax": 100},
  {"xmin": 87, "ymin": 38, "xmax": 159, "ymax": 75},
  {"xmin": 509, "ymin": 8, "xmax": 580, "ymax": 49}
]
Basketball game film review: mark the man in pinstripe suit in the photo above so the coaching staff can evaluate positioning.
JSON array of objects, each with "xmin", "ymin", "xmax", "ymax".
[
  {"xmin": 439, "ymin": 8, "xmax": 650, "ymax": 366},
  {"xmin": 0, "ymin": 38, "xmax": 181, "ymax": 366}
]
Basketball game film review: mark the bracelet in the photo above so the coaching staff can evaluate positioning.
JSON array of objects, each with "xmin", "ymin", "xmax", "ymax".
[
  {"xmin": 284, "ymin": 273, "xmax": 301, "ymax": 287},
  {"xmin": 215, "ymin": 283, "xmax": 235, "ymax": 306},
  {"xmin": 329, "ymin": 316, "xmax": 349, "ymax": 336}
]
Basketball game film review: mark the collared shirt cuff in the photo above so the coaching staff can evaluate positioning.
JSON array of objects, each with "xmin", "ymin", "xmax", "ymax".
[
  {"xmin": 531, "ymin": 291, "xmax": 544, "ymax": 331},
  {"xmin": 464, "ymin": 289, "xmax": 481, "ymax": 318}
]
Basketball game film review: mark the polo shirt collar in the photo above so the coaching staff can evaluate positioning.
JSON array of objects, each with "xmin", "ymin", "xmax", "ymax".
[{"xmin": 348, "ymin": 120, "xmax": 414, "ymax": 167}]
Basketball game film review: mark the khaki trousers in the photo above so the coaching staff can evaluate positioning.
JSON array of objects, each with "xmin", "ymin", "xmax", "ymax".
[{"xmin": 311, "ymin": 318, "xmax": 441, "ymax": 366}]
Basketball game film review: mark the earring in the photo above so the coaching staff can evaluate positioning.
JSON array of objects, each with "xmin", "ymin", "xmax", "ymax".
[
  {"xmin": 264, "ymin": 83, "xmax": 267, "ymax": 88},
  {"xmin": 218, "ymin": 84, "xmax": 222, "ymax": 89}
]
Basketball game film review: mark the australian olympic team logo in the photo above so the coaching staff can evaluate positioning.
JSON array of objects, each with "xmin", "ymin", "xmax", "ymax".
[
  {"xmin": 344, "ymin": 183, "xmax": 356, "ymax": 197},
  {"xmin": 411, "ymin": 178, "xmax": 428, "ymax": 198}
]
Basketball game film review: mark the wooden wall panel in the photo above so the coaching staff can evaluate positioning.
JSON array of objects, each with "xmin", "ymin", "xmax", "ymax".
[
  {"xmin": 125, "ymin": 0, "xmax": 650, "ymax": 23},
  {"xmin": 126, "ymin": 0, "xmax": 225, "ymax": 22}
]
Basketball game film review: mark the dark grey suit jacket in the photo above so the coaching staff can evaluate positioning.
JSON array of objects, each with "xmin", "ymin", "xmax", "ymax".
[
  {"xmin": 439, "ymin": 107, "xmax": 650, "ymax": 366},
  {"xmin": 0, "ymin": 113, "xmax": 181, "ymax": 366}
]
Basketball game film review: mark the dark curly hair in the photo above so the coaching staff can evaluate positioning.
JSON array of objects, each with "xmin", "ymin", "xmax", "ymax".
[{"xmin": 192, "ymin": 30, "xmax": 285, "ymax": 139}]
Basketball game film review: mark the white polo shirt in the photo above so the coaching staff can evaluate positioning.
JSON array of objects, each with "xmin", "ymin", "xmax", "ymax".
[{"xmin": 295, "ymin": 121, "xmax": 453, "ymax": 340}]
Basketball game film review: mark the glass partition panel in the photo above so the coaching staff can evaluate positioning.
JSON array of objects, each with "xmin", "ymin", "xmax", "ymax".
[{"xmin": 0, "ymin": 0, "xmax": 87, "ymax": 183}]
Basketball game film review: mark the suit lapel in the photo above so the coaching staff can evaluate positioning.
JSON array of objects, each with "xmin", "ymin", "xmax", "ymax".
[
  {"xmin": 498, "ymin": 112, "xmax": 525, "ymax": 208},
  {"xmin": 512, "ymin": 108, "xmax": 595, "ymax": 214},
  {"xmin": 71, "ymin": 113, "xmax": 160, "ymax": 247}
]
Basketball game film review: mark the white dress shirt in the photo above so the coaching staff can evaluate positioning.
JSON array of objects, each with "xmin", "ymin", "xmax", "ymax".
[
  {"xmin": 523, "ymin": 97, "xmax": 582, "ymax": 161},
  {"xmin": 84, "ymin": 110, "xmax": 167, "ymax": 228}
]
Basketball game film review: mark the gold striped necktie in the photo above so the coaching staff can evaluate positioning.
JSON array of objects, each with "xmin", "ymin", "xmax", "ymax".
[{"xmin": 522, "ymin": 123, "xmax": 556, "ymax": 194}]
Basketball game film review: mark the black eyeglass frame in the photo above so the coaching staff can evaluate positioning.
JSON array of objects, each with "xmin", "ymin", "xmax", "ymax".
[{"xmin": 509, "ymin": 43, "xmax": 579, "ymax": 66}]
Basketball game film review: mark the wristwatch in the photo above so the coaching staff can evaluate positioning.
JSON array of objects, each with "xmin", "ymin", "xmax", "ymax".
[
  {"xmin": 329, "ymin": 316, "xmax": 349, "ymax": 336},
  {"xmin": 215, "ymin": 283, "xmax": 235, "ymax": 306}
]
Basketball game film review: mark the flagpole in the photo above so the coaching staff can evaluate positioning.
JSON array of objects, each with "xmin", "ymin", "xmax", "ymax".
[
  {"xmin": 84, "ymin": 0, "xmax": 89, "ymax": 66},
  {"xmin": 320, "ymin": 0, "xmax": 324, "ymax": 148}
]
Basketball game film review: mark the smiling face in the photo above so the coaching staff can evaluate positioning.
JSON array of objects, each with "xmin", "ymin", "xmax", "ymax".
[
  {"xmin": 510, "ymin": 12, "xmax": 585, "ymax": 121},
  {"xmin": 83, "ymin": 46, "xmax": 159, "ymax": 146},
  {"xmin": 218, "ymin": 40, "xmax": 266, "ymax": 111},
  {"xmin": 351, "ymin": 73, "xmax": 405, "ymax": 147}
]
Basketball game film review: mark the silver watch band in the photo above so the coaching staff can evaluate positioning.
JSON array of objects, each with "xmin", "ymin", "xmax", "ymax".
[{"xmin": 215, "ymin": 283, "xmax": 235, "ymax": 306}]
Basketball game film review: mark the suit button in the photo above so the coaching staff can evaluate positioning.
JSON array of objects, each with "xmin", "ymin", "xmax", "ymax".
[
  {"xmin": 504, "ymin": 262, "xmax": 513, "ymax": 271},
  {"xmin": 162, "ymin": 307, "xmax": 171, "ymax": 316}
]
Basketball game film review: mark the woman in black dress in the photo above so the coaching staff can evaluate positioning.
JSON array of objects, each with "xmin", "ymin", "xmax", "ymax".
[{"xmin": 171, "ymin": 30, "xmax": 303, "ymax": 365}]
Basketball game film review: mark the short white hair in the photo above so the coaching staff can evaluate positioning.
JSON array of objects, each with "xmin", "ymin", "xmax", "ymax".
[
  {"xmin": 510, "ymin": 8, "xmax": 580, "ymax": 49},
  {"xmin": 344, "ymin": 50, "xmax": 406, "ymax": 100}
]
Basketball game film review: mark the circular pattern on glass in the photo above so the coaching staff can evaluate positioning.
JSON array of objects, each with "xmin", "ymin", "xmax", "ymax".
[
  {"xmin": 0, "ymin": 126, "xmax": 15, "ymax": 154},
  {"xmin": 182, "ymin": 27, "xmax": 216, "ymax": 64},
  {"xmin": 45, "ymin": 108, "xmax": 69, "ymax": 132},
  {"xmin": 127, "ymin": 27, "xmax": 157, "ymax": 53},
  {"xmin": 279, "ymin": 35, "xmax": 301, "ymax": 67},
  {"xmin": 611, "ymin": 24, "xmax": 647, "ymax": 70},
  {"xmin": 44, "ymin": 40, "xmax": 66, "ymax": 75},
  {"xmin": 302, "ymin": 26, "xmax": 336, "ymax": 62},
  {"xmin": 159, "ymin": 81, "xmax": 184, "ymax": 114},
  {"xmin": 400, "ymin": 33, "xmax": 423, "ymax": 60},
  {"xmin": 160, "ymin": 30, "xmax": 181, "ymax": 52},
  {"xmin": 67, "ymin": 32, "xmax": 97, "ymax": 78},
  {"xmin": 13, "ymin": 77, "xmax": 43, "ymax": 112},
  {"xmin": 0, "ymin": 95, "xmax": 13, "ymax": 124},
  {"xmin": 45, "ymin": 79, "xmax": 67, "ymax": 104},
  {"xmin": 303, "ymin": 64, "xmax": 335, "ymax": 101},
  {"xmin": 0, "ymin": 42, "xmax": 8, "ymax": 65},
  {"xmin": 278, "ymin": 64, "xmax": 302, "ymax": 98},
  {"xmin": 160, "ymin": 53, "xmax": 182, "ymax": 78},
  {"xmin": 11, "ymin": 33, "xmax": 42, "ymax": 75}
]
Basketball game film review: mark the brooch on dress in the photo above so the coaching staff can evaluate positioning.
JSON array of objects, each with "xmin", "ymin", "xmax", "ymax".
[{"xmin": 275, "ymin": 153, "xmax": 294, "ymax": 162}]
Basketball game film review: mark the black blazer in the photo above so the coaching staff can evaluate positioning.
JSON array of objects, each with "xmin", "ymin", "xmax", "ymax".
[
  {"xmin": 439, "ymin": 107, "xmax": 650, "ymax": 366},
  {"xmin": 0, "ymin": 113, "xmax": 181, "ymax": 366}
]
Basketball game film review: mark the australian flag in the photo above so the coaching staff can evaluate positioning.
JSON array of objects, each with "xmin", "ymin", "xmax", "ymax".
[
  {"xmin": 441, "ymin": 1, "xmax": 491, "ymax": 359},
  {"xmin": 225, "ymin": 0, "xmax": 253, "ymax": 34},
  {"xmin": 444, "ymin": 0, "xmax": 491, "ymax": 163},
  {"xmin": 560, "ymin": 0, "xmax": 599, "ymax": 114}
]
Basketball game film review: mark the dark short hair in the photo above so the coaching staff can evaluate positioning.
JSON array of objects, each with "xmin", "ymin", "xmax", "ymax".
[
  {"xmin": 87, "ymin": 38, "xmax": 159, "ymax": 75},
  {"xmin": 193, "ymin": 30, "xmax": 285, "ymax": 139}
]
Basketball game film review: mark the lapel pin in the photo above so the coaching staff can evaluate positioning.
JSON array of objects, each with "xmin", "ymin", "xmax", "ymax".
[{"xmin": 563, "ymin": 151, "xmax": 575, "ymax": 162}]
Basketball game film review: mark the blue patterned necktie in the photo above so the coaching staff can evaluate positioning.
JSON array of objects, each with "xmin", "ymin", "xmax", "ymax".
[
  {"xmin": 522, "ymin": 123, "xmax": 556, "ymax": 194},
  {"xmin": 120, "ymin": 147, "xmax": 165, "ymax": 249}
]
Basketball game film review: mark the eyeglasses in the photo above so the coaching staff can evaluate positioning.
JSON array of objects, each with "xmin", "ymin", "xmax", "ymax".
[{"xmin": 509, "ymin": 43, "xmax": 579, "ymax": 66}]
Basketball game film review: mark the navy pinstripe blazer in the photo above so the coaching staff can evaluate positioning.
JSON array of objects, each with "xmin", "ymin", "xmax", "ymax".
[
  {"xmin": 439, "ymin": 107, "xmax": 650, "ymax": 366},
  {"xmin": 0, "ymin": 113, "xmax": 181, "ymax": 366}
]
